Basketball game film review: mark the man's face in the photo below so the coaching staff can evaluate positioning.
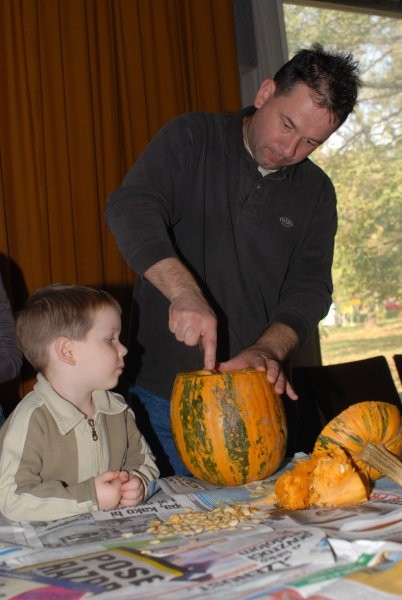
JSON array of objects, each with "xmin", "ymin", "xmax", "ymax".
[{"xmin": 244, "ymin": 80, "xmax": 340, "ymax": 170}]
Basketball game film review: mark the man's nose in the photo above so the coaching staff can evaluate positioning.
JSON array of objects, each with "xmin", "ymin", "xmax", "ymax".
[{"xmin": 281, "ymin": 136, "xmax": 300, "ymax": 159}]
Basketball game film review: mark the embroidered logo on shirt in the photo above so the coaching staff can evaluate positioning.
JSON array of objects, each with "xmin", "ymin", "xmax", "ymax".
[{"xmin": 279, "ymin": 216, "xmax": 294, "ymax": 228}]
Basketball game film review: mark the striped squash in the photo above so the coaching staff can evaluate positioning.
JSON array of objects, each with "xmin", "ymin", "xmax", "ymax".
[
  {"xmin": 170, "ymin": 369, "xmax": 287, "ymax": 485},
  {"xmin": 314, "ymin": 401, "xmax": 402, "ymax": 480}
]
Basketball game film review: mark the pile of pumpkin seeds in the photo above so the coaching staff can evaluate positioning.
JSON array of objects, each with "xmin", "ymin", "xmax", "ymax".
[{"xmin": 146, "ymin": 503, "xmax": 267, "ymax": 538}]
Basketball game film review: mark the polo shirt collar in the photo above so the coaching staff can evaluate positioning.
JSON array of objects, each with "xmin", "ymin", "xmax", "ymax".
[{"xmin": 225, "ymin": 106, "xmax": 306, "ymax": 185}]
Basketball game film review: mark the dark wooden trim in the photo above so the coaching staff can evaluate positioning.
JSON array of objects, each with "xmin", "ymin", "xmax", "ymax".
[{"xmin": 283, "ymin": 0, "xmax": 402, "ymax": 19}]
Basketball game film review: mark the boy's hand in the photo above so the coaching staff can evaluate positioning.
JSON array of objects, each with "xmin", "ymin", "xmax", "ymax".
[
  {"xmin": 117, "ymin": 470, "xmax": 130, "ymax": 484},
  {"xmin": 94, "ymin": 471, "xmax": 122, "ymax": 510},
  {"xmin": 119, "ymin": 474, "xmax": 145, "ymax": 507}
]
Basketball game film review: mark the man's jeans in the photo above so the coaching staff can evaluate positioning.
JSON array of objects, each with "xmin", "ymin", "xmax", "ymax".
[{"xmin": 129, "ymin": 386, "xmax": 191, "ymax": 477}]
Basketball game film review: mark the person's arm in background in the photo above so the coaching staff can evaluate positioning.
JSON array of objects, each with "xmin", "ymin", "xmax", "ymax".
[{"xmin": 0, "ymin": 273, "xmax": 22, "ymax": 384}]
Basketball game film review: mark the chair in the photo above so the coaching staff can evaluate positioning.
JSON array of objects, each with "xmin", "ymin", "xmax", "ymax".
[
  {"xmin": 284, "ymin": 355, "xmax": 402, "ymax": 456},
  {"xmin": 393, "ymin": 354, "xmax": 402, "ymax": 386}
]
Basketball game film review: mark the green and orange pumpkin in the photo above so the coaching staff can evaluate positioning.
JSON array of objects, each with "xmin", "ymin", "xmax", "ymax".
[
  {"xmin": 314, "ymin": 401, "xmax": 402, "ymax": 480},
  {"xmin": 274, "ymin": 401, "xmax": 402, "ymax": 510},
  {"xmin": 170, "ymin": 369, "xmax": 287, "ymax": 486}
]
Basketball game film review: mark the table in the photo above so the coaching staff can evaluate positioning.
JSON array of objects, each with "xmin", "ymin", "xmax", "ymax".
[{"xmin": 1, "ymin": 457, "xmax": 402, "ymax": 598}]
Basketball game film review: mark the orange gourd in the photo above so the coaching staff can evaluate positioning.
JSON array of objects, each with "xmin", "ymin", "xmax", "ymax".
[
  {"xmin": 170, "ymin": 369, "xmax": 287, "ymax": 486},
  {"xmin": 314, "ymin": 401, "xmax": 402, "ymax": 480}
]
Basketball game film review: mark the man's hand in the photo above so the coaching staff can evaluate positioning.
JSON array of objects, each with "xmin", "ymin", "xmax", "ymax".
[
  {"xmin": 169, "ymin": 290, "xmax": 217, "ymax": 370},
  {"xmin": 94, "ymin": 471, "xmax": 123, "ymax": 510},
  {"xmin": 219, "ymin": 323, "xmax": 299, "ymax": 400},
  {"xmin": 144, "ymin": 257, "xmax": 218, "ymax": 370},
  {"xmin": 119, "ymin": 474, "xmax": 145, "ymax": 507}
]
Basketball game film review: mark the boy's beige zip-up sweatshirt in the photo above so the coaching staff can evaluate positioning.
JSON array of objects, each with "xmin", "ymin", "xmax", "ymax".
[{"xmin": 0, "ymin": 373, "xmax": 159, "ymax": 522}]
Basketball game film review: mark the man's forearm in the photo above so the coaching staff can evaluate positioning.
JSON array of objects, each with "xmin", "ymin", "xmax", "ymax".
[
  {"xmin": 253, "ymin": 322, "xmax": 299, "ymax": 363},
  {"xmin": 144, "ymin": 257, "xmax": 203, "ymax": 302},
  {"xmin": 144, "ymin": 257, "xmax": 217, "ymax": 367}
]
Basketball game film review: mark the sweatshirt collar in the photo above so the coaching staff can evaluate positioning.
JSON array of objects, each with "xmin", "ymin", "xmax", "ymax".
[{"xmin": 35, "ymin": 373, "xmax": 127, "ymax": 435}]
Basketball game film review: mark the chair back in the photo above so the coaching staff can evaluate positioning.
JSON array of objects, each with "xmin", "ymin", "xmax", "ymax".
[
  {"xmin": 393, "ymin": 354, "xmax": 402, "ymax": 385},
  {"xmin": 284, "ymin": 355, "xmax": 401, "ymax": 456}
]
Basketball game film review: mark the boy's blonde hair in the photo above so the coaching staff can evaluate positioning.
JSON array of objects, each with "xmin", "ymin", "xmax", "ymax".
[{"xmin": 16, "ymin": 284, "xmax": 121, "ymax": 371}]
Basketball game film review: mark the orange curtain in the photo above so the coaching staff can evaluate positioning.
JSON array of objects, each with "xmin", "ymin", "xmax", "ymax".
[{"xmin": 0, "ymin": 0, "xmax": 241, "ymax": 400}]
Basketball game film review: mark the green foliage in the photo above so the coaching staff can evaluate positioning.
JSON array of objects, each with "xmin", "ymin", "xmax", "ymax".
[{"xmin": 283, "ymin": 4, "xmax": 402, "ymax": 308}]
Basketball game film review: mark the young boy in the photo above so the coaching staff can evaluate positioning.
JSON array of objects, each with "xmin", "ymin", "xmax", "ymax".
[{"xmin": 0, "ymin": 284, "xmax": 159, "ymax": 522}]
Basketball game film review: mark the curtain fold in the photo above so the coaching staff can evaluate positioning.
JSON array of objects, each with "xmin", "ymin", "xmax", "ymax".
[
  {"xmin": 0, "ymin": 0, "xmax": 241, "ymax": 399},
  {"xmin": 238, "ymin": 0, "xmax": 288, "ymax": 107}
]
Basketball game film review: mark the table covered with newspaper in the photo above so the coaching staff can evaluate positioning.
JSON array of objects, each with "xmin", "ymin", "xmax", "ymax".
[{"xmin": 1, "ymin": 454, "xmax": 402, "ymax": 598}]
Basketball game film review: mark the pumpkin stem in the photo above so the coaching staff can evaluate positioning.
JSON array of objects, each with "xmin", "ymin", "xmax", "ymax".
[{"xmin": 359, "ymin": 443, "xmax": 402, "ymax": 486}]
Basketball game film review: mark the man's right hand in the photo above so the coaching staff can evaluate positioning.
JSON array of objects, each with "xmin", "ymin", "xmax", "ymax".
[
  {"xmin": 144, "ymin": 257, "xmax": 218, "ymax": 371},
  {"xmin": 169, "ymin": 290, "xmax": 217, "ymax": 370}
]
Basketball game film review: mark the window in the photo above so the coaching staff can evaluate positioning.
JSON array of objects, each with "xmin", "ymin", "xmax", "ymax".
[{"xmin": 283, "ymin": 3, "xmax": 402, "ymax": 394}]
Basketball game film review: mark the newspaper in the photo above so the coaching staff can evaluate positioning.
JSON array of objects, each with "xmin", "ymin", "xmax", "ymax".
[
  {"xmin": 1, "ymin": 457, "xmax": 402, "ymax": 597},
  {"xmin": 8, "ymin": 526, "xmax": 329, "ymax": 598},
  {"xmin": 23, "ymin": 528, "xmax": 398, "ymax": 600}
]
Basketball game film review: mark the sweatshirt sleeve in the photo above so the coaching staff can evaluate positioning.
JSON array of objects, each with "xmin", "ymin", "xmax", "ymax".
[
  {"xmin": 120, "ymin": 408, "xmax": 160, "ymax": 500},
  {"xmin": 0, "ymin": 274, "xmax": 22, "ymax": 384},
  {"xmin": 105, "ymin": 115, "xmax": 196, "ymax": 276},
  {"xmin": 270, "ymin": 173, "xmax": 337, "ymax": 345}
]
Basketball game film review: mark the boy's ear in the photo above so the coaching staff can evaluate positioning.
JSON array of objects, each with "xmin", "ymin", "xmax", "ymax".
[{"xmin": 55, "ymin": 336, "xmax": 76, "ymax": 365}]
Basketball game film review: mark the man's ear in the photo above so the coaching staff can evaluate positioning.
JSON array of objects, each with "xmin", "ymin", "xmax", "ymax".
[
  {"xmin": 254, "ymin": 78, "xmax": 276, "ymax": 108},
  {"xmin": 55, "ymin": 336, "xmax": 76, "ymax": 365}
]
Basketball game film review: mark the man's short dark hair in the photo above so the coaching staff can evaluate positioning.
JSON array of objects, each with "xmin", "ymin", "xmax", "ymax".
[{"xmin": 274, "ymin": 43, "xmax": 361, "ymax": 126}]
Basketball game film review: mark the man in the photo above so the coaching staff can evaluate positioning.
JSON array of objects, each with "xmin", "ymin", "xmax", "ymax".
[{"xmin": 105, "ymin": 44, "xmax": 361, "ymax": 475}]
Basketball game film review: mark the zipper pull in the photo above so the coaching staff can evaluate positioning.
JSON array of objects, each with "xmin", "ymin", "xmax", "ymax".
[{"xmin": 88, "ymin": 418, "xmax": 98, "ymax": 441}]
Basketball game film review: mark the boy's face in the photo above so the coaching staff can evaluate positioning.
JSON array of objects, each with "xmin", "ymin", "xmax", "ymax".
[{"xmin": 73, "ymin": 305, "xmax": 127, "ymax": 391}]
